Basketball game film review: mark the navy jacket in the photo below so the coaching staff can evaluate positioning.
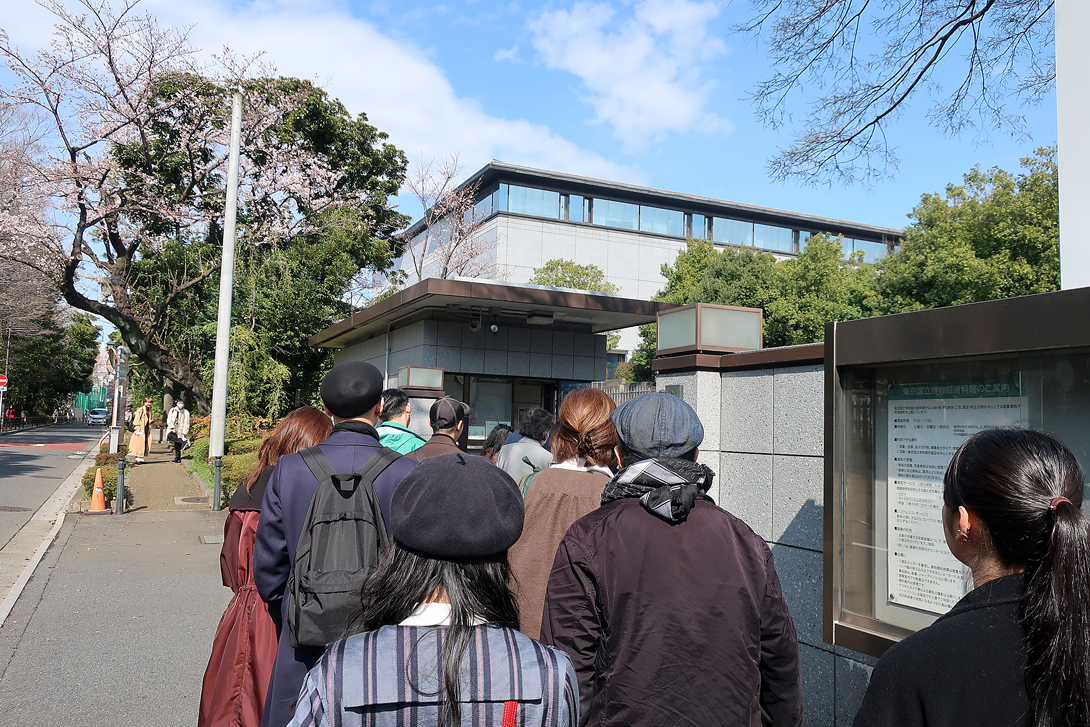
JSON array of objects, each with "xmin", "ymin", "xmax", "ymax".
[{"xmin": 254, "ymin": 426, "xmax": 417, "ymax": 727}]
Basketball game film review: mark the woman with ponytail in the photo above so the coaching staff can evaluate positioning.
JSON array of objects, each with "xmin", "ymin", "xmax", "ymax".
[
  {"xmin": 508, "ymin": 387, "xmax": 619, "ymax": 639},
  {"xmin": 854, "ymin": 428, "xmax": 1090, "ymax": 727}
]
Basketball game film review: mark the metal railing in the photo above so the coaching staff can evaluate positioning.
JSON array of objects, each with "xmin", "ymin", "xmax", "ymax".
[
  {"xmin": 0, "ymin": 416, "xmax": 58, "ymax": 434},
  {"xmin": 591, "ymin": 380, "xmax": 655, "ymax": 406}
]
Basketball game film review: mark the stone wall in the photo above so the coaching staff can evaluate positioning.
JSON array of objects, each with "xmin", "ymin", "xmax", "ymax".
[
  {"xmin": 333, "ymin": 320, "xmax": 608, "ymax": 388},
  {"xmin": 657, "ymin": 363, "xmax": 875, "ymax": 727}
]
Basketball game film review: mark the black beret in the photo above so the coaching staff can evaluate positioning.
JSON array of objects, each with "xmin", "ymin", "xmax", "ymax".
[
  {"xmin": 320, "ymin": 361, "xmax": 383, "ymax": 419},
  {"xmin": 391, "ymin": 452, "xmax": 524, "ymax": 560}
]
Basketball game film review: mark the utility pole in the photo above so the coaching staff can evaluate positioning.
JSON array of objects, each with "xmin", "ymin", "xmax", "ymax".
[{"xmin": 208, "ymin": 89, "xmax": 244, "ymax": 512}]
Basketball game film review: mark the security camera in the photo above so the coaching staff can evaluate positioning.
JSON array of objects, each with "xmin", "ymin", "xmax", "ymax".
[
  {"xmin": 490, "ymin": 324, "xmax": 499, "ymax": 334},
  {"xmin": 469, "ymin": 317, "xmax": 481, "ymax": 333}
]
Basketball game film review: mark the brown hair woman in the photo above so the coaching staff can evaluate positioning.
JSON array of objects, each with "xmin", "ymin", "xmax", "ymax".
[
  {"xmin": 507, "ymin": 387, "xmax": 618, "ymax": 638},
  {"xmin": 198, "ymin": 406, "xmax": 332, "ymax": 727}
]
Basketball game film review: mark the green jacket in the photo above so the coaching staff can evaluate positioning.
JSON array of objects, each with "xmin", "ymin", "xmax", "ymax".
[{"xmin": 375, "ymin": 421, "xmax": 427, "ymax": 455}]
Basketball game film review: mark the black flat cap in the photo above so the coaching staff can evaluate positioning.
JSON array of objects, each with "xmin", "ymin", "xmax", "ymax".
[
  {"xmin": 320, "ymin": 361, "xmax": 383, "ymax": 419},
  {"xmin": 392, "ymin": 452, "xmax": 524, "ymax": 560}
]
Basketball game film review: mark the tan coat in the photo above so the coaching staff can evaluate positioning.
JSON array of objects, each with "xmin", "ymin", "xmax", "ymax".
[
  {"xmin": 508, "ymin": 463, "xmax": 611, "ymax": 639},
  {"xmin": 128, "ymin": 405, "xmax": 151, "ymax": 457}
]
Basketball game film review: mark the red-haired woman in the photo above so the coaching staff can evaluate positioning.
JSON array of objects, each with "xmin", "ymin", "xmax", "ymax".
[
  {"xmin": 508, "ymin": 388, "xmax": 618, "ymax": 639},
  {"xmin": 199, "ymin": 406, "xmax": 332, "ymax": 727}
]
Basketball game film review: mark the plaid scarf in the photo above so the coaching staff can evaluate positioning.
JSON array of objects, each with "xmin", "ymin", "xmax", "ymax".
[{"xmin": 600, "ymin": 457, "xmax": 715, "ymax": 523}]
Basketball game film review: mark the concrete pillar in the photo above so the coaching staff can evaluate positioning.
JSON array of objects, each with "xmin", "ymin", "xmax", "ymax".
[{"xmin": 1057, "ymin": 0, "xmax": 1090, "ymax": 289}]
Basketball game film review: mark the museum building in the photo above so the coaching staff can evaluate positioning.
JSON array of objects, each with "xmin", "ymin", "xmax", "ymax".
[{"xmin": 394, "ymin": 161, "xmax": 905, "ymax": 353}]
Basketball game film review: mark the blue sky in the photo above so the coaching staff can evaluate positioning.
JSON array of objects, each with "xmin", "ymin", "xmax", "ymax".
[{"xmin": 3, "ymin": 0, "xmax": 1058, "ymax": 231}]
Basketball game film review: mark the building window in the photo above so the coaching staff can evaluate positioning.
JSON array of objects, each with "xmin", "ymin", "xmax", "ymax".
[
  {"xmin": 711, "ymin": 217, "xmax": 753, "ymax": 246},
  {"xmin": 852, "ymin": 239, "xmax": 890, "ymax": 264},
  {"xmin": 493, "ymin": 183, "xmax": 508, "ymax": 213},
  {"xmin": 509, "ymin": 185, "xmax": 560, "ymax": 218},
  {"xmin": 640, "ymin": 205, "xmax": 685, "ymax": 236},
  {"xmin": 754, "ymin": 223, "xmax": 793, "ymax": 252},
  {"xmin": 562, "ymin": 194, "xmax": 586, "ymax": 222},
  {"xmin": 468, "ymin": 376, "xmax": 513, "ymax": 438},
  {"xmin": 685, "ymin": 213, "xmax": 707, "ymax": 239},
  {"xmin": 592, "ymin": 198, "xmax": 640, "ymax": 230}
]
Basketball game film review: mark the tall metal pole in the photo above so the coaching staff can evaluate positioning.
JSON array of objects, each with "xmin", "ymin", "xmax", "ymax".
[
  {"xmin": 1057, "ymin": 0, "xmax": 1090, "ymax": 289},
  {"xmin": 209, "ymin": 90, "xmax": 244, "ymax": 512}
]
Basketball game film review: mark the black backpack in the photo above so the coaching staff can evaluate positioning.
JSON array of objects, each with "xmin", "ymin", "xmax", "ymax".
[{"xmin": 287, "ymin": 445, "xmax": 400, "ymax": 649}]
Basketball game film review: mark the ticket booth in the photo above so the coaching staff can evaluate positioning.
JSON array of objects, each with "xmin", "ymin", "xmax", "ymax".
[{"xmin": 824, "ymin": 287, "xmax": 1090, "ymax": 657}]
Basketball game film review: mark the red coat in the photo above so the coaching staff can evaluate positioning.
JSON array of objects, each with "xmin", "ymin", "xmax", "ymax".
[{"xmin": 199, "ymin": 471, "xmax": 278, "ymax": 727}]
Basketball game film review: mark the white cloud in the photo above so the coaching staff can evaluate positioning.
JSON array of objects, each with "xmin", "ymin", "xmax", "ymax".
[
  {"xmin": 1, "ymin": 0, "xmax": 643, "ymax": 201},
  {"xmin": 529, "ymin": 0, "xmax": 731, "ymax": 152},
  {"xmin": 493, "ymin": 44, "xmax": 520, "ymax": 63}
]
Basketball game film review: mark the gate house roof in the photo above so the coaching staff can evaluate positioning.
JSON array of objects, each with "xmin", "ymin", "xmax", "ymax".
[{"xmin": 310, "ymin": 277, "xmax": 677, "ymax": 350}]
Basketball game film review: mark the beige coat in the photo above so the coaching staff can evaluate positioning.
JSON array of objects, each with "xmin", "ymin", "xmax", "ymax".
[{"xmin": 128, "ymin": 405, "xmax": 151, "ymax": 457}]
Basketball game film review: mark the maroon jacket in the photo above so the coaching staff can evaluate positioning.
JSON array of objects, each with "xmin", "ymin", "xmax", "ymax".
[{"xmin": 540, "ymin": 498, "xmax": 802, "ymax": 727}]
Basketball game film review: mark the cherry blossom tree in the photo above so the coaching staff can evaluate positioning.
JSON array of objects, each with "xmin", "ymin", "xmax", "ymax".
[
  {"xmin": 0, "ymin": 0, "xmax": 408, "ymax": 413},
  {"xmin": 399, "ymin": 152, "xmax": 501, "ymax": 284}
]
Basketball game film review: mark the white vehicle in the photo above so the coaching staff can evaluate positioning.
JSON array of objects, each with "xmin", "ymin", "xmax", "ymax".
[{"xmin": 87, "ymin": 408, "xmax": 110, "ymax": 426}]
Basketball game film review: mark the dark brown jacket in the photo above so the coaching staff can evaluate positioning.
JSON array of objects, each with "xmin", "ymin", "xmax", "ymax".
[
  {"xmin": 407, "ymin": 432, "xmax": 462, "ymax": 461},
  {"xmin": 541, "ymin": 498, "xmax": 802, "ymax": 727},
  {"xmin": 508, "ymin": 465, "xmax": 611, "ymax": 639}
]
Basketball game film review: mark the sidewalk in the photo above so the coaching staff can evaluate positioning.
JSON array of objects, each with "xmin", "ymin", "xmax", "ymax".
[
  {"xmin": 124, "ymin": 438, "xmax": 211, "ymax": 512},
  {"xmin": 0, "ymin": 508, "xmax": 231, "ymax": 725}
]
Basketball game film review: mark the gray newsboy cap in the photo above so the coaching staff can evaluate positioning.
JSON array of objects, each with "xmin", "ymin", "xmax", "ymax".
[
  {"xmin": 611, "ymin": 391, "xmax": 703, "ymax": 460},
  {"xmin": 392, "ymin": 452, "xmax": 524, "ymax": 560}
]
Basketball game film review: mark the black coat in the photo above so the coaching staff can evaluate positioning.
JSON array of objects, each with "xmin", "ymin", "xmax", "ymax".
[
  {"xmin": 540, "ymin": 497, "xmax": 803, "ymax": 727},
  {"xmin": 853, "ymin": 574, "xmax": 1029, "ymax": 727},
  {"xmin": 253, "ymin": 426, "xmax": 417, "ymax": 727}
]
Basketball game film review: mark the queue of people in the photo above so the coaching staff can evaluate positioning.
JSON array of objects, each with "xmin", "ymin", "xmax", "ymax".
[{"xmin": 196, "ymin": 359, "xmax": 1090, "ymax": 727}]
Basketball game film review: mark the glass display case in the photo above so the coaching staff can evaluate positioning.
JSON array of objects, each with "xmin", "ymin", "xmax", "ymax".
[{"xmin": 825, "ymin": 288, "xmax": 1090, "ymax": 656}]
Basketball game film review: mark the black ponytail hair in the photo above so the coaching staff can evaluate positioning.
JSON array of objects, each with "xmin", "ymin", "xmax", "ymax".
[
  {"xmin": 350, "ymin": 544, "xmax": 520, "ymax": 727},
  {"xmin": 944, "ymin": 428, "xmax": 1090, "ymax": 727}
]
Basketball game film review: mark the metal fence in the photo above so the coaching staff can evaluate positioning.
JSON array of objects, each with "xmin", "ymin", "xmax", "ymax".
[
  {"xmin": 0, "ymin": 416, "xmax": 58, "ymax": 434},
  {"xmin": 591, "ymin": 380, "xmax": 655, "ymax": 406}
]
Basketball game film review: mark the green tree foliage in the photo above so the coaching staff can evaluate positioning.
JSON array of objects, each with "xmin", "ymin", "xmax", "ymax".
[
  {"xmin": 620, "ymin": 148, "xmax": 1059, "ymax": 383},
  {"xmin": 529, "ymin": 259, "xmax": 622, "ymax": 351},
  {"xmin": 874, "ymin": 147, "xmax": 1058, "ymax": 312},
  {"xmin": 5, "ymin": 313, "xmax": 100, "ymax": 414},
  {"xmin": 625, "ymin": 239, "xmax": 719, "ymax": 382},
  {"xmin": 528, "ymin": 259, "xmax": 620, "ymax": 294}
]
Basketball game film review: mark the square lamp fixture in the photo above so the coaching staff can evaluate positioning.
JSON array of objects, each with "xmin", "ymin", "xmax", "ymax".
[
  {"xmin": 397, "ymin": 366, "xmax": 445, "ymax": 390},
  {"xmin": 656, "ymin": 303, "xmax": 763, "ymax": 355}
]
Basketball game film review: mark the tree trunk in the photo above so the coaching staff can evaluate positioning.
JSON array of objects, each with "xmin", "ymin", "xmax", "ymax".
[{"xmin": 61, "ymin": 263, "xmax": 214, "ymax": 415}]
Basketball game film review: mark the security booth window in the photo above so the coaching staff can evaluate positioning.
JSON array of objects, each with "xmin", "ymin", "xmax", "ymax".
[{"xmin": 826, "ymin": 288, "xmax": 1090, "ymax": 657}]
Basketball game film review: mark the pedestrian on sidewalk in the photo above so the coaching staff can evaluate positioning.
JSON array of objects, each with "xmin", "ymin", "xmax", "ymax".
[
  {"xmin": 374, "ymin": 388, "xmax": 426, "ymax": 455},
  {"xmin": 287, "ymin": 453, "xmax": 578, "ymax": 727},
  {"xmin": 508, "ymin": 388, "xmax": 618, "ymax": 639},
  {"xmin": 540, "ymin": 392, "xmax": 803, "ymax": 727},
  {"xmin": 166, "ymin": 399, "xmax": 191, "ymax": 463},
  {"xmin": 254, "ymin": 361, "xmax": 417, "ymax": 727},
  {"xmin": 128, "ymin": 398, "xmax": 152, "ymax": 463},
  {"xmin": 199, "ymin": 406, "xmax": 333, "ymax": 727}
]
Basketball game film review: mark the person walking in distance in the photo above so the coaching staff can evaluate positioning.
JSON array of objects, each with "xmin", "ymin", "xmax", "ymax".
[
  {"xmin": 540, "ymin": 392, "xmax": 803, "ymax": 727},
  {"xmin": 254, "ymin": 362, "xmax": 417, "ymax": 727},
  {"xmin": 287, "ymin": 453, "xmax": 579, "ymax": 727},
  {"xmin": 199, "ymin": 406, "xmax": 332, "ymax": 727},
  {"xmin": 374, "ymin": 388, "xmax": 426, "ymax": 455},
  {"xmin": 166, "ymin": 399, "xmax": 191, "ymax": 463},
  {"xmin": 129, "ymin": 398, "xmax": 152, "ymax": 463}
]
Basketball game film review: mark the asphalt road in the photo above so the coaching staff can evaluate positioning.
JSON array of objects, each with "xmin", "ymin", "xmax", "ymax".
[{"xmin": 0, "ymin": 424, "xmax": 105, "ymax": 550}]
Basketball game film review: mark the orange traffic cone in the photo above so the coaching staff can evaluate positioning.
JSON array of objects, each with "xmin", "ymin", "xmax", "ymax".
[{"xmin": 88, "ymin": 467, "xmax": 109, "ymax": 514}]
